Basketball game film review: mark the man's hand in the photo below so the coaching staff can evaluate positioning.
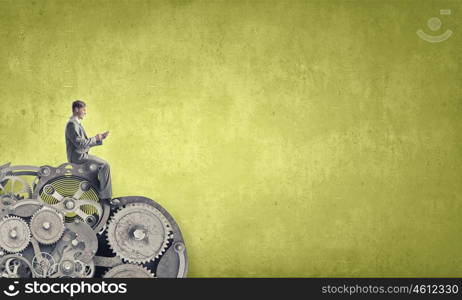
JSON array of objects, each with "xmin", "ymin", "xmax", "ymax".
[{"xmin": 95, "ymin": 131, "xmax": 109, "ymax": 142}]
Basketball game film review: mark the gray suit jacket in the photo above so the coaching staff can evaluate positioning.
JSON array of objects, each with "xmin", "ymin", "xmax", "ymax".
[{"xmin": 65, "ymin": 117, "xmax": 102, "ymax": 163}]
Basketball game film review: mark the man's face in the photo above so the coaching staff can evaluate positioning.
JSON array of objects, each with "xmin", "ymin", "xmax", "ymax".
[{"xmin": 75, "ymin": 106, "xmax": 87, "ymax": 120}]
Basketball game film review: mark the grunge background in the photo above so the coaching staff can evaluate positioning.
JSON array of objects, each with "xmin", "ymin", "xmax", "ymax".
[{"xmin": 0, "ymin": 0, "xmax": 461, "ymax": 276}]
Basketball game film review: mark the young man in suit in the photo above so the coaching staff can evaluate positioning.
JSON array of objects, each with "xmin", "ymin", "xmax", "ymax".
[{"xmin": 65, "ymin": 100, "xmax": 112, "ymax": 200}]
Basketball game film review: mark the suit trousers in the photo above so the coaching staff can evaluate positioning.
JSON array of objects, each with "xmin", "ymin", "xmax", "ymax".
[{"xmin": 83, "ymin": 154, "xmax": 112, "ymax": 199}]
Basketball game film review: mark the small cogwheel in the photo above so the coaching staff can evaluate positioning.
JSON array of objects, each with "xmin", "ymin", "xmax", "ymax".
[
  {"xmin": 0, "ymin": 216, "xmax": 31, "ymax": 253},
  {"xmin": 30, "ymin": 207, "xmax": 65, "ymax": 245}
]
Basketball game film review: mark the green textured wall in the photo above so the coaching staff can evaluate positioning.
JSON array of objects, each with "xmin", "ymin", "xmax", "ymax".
[{"xmin": 1, "ymin": 0, "xmax": 461, "ymax": 277}]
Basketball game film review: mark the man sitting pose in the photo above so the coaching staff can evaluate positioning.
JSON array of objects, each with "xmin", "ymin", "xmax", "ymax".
[{"xmin": 65, "ymin": 100, "xmax": 112, "ymax": 200}]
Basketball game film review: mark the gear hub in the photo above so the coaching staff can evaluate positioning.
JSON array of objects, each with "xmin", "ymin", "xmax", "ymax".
[
  {"xmin": 106, "ymin": 203, "xmax": 172, "ymax": 264},
  {"xmin": 0, "ymin": 216, "xmax": 31, "ymax": 253},
  {"xmin": 30, "ymin": 208, "xmax": 65, "ymax": 245}
]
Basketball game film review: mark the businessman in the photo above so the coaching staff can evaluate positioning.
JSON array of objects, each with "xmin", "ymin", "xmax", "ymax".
[{"xmin": 65, "ymin": 100, "xmax": 112, "ymax": 200}]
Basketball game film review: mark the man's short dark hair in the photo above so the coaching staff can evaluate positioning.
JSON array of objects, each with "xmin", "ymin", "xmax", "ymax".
[{"xmin": 72, "ymin": 100, "xmax": 86, "ymax": 112}]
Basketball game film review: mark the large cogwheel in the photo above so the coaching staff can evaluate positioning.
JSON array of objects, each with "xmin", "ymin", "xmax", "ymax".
[
  {"xmin": 0, "ymin": 216, "xmax": 31, "ymax": 253},
  {"xmin": 103, "ymin": 264, "xmax": 155, "ymax": 278},
  {"xmin": 106, "ymin": 203, "xmax": 172, "ymax": 264},
  {"xmin": 0, "ymin": 175, "xmax": 33, "ymax": 201},
  {"xmin": 30, "ymin": 207, "xmax": 65, "ymax": 245}
]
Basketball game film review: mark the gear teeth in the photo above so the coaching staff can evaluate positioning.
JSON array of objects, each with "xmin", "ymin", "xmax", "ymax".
[
  {"xmin": 0, "ymin": 216, "xmax": 31, "ymax": 253},
  {"xmin": 103, "ymin": 263, "xmax": 155, "ymax": 278},
  {"xmin": 2, "ymin": 176, "xmax": 33, "ymax": 199},
  {"xmin": 30, "ymin": 207, "xmax": 65, "ymax": 245},
  {"xmin": 1, "ymin": 165, "xmax": 187, "ymax": 278},
  {"xmin": 106, "ymin": 203, "xmax": 172, "ymax": 264}
]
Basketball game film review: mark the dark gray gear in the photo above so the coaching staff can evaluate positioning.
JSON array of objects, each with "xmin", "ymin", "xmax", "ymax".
[
  {"xmin": 0, "ymin": 254, "xmax": 33, "ymax": 278},
  {"xmin": 53, "ymin": 259, "xmax": 94, "ymax": 278},
  {"xmin": 0, "ymin": 216, "xmax": 31, "ymax": 253},
  {"xmin": 103, "ymin": 263, "xmax": 155, "ymax": 278},
  {"xmin": 106, "ymin": 203, "xmax": 172, "ymax": 264},
  {"xmin": 30, "ymin": 207, "xmax": 65, "ymax": 245}
]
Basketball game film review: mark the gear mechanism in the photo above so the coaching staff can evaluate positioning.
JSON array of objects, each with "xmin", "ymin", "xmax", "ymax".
[
  {"xmin": 0, "ymin": 162, "xmax": 188, "ymax": 277},
  {"xmin": 0, "ymin": 216, "xmax": 31, "ymax": 253},
  {"xmin": 39, "ymin": 179, "xmax": 103, "ymax": 228},
  {"xmin": 0, "ymin": 175, "xmax": 33, "ymax": 201},
  {"xmin": 52, "ymin": 259, "xmax": 94, "ymax": 278},
  {"xmin": 104, "ymin": 263, "xmax": 155, "ymax": 278},
  {"xmin": 0, "ymin": 254, "xmax": 33, "ymax": 278},
  {"xmin": 32, "ymin": 252, "xmax": 57, "ymax": 278},
  {"xmin": 106, "ymin": 203, "xmax": 172, "ymax": 264},
  {"xmin": 30, "ymin": 207, "xmax": 65, "ymax": 245}
]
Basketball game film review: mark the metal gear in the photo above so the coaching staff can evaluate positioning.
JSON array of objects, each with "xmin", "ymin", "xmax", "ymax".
[
  {"xmin": 32, "ymin": 252, "xmax": 57, "ymax": 278},
  {"xmin": 0, "ymin": 163, "xmax": 189, "ymax": 277},
  {"xmin": 106, "ymin": 203, "xmax": 172, "ymax": 264},
  {"xmin": 39, "ymin": 180, "xmax": 103, "ymax": 228},
  {"xmin": 0, "ymin": 175, "xmax": 33, "ymax": 201},
  {"xmin": 52, "ymin": 259, "xmax": 94, "ymax": 278},
  {"xmin": 0, "ymin": 216, "xmax": 31, "ymax": 253},
  {"xmin": 103, "ymin": 263, "xmax": 155, "ymax": 278},
  {"xmin": 0, "ymin": 195, "xmax": 16, "ymax": 217},
  {"xmin": 30, "ymin": 207, "xmax": 65, "ymax": 245},
  {"xmin": 50, "ymin": 244, "xmax": 95, "ymax": 278},
  {"xmin": 0, "ymin": 254, "xmax": 33, "ymax": 278}
]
